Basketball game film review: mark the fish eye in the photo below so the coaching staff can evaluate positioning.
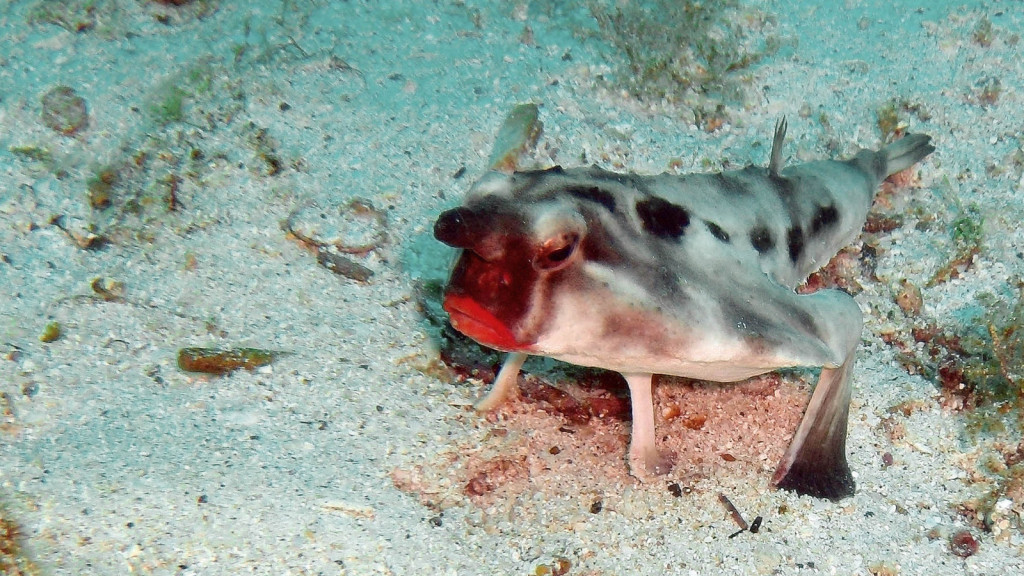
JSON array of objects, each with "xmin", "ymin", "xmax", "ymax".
[{"xmin": 534, "ymin": 233, "xmax": 579, "ymax": 271}]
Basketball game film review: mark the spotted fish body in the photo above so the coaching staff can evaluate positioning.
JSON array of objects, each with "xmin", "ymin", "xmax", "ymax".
[{"xmin": 434, "ymin": 121, "xmax": 933, "ymax": 499}]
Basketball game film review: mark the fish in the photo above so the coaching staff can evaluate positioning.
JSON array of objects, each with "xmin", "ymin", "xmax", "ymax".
[{"xmin": 433, "ymin": 118, "xmax": 934, "ymax": 500}]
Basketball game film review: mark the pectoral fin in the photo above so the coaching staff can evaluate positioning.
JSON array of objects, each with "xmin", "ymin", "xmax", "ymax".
[
  {"xmin": 722, "ymin": 268, "xmax": 861, "ymax": 499},
  {"xmin": 624, "ymin": 372, "xmax": 675, "ymax": 476},
  {"xmin": 772, "ymin": 354, "xmax": 855, "ymax": 499},
  {"xmin": 770, "ymin": 291, "xmax": 862, "ymax": 500},
  {"xmin": 475, "ymin": 352, "xmax": 528, "ymax": 411}
]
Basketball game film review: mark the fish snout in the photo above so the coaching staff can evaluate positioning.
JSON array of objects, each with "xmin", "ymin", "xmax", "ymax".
[
  {"xmin": 439, "ymin": 243, "xmax": 536, "ymax": 352},
  {"xmin": 434, "ymin": 207, "xmax": 484, "ymax": 249},
  {"xmin": 434, "ymin": 206, "xmax": 512, "ymax": 261}
]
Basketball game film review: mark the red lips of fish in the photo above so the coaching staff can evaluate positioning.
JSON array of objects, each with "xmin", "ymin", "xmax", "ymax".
[{"xmin": 443, "ymin": 294, "xmax": 530, "ymax": 352}]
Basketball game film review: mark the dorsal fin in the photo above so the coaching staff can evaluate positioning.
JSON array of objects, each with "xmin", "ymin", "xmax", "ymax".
[{"xmin": 768, "ymin": 116, "xmax": 788, "ymax": 177}]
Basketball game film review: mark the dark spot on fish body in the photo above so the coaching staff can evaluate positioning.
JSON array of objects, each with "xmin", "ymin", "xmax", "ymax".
[
  {"xmin": 750, "ymin": 226, "xmax": 775, "ymax": 254},
  {"xmin": 635, "ymin": 196, "xmax": 690, "ymax": 239},
  {"xmin": 564, "ymin": 185, "xmax": 617, "ymax": 212},
  {"xmin": 705, "ymin": 221, "xmax": 730, "ymax": 243},
  {"xmin": 787, "ymin": 225, "xmax": 804, "ymax": 263},
  {"xmin": 769, "ymin": 173, "xmax": 796, "ymax": 199},
  {"xmin": 811, "ymin": 204, "xmax": 839, "ymax": 235}
]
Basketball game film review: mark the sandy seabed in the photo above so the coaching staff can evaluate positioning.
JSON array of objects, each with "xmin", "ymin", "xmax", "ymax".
[{"xmin": 2, "ymin": 0, "xmax": 1024, "ymax": 574}]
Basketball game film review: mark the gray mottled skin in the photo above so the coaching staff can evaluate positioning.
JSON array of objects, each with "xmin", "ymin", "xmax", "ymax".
[{"xmin": 435, "ymin": 123, "xmax": 934, "ymax": 500}]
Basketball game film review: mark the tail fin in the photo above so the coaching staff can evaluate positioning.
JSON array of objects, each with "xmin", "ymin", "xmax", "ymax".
[
  {"xmin": 880, "ymin": 133, "xmax": 935, "ymax": 176},
  {"xmin": 852, "ymin": 133, "xmax": 934, "ymax": 181}
]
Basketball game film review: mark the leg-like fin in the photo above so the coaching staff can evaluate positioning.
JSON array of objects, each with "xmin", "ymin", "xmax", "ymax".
[
  {"xmin": 768, "ymin": 116, "xmax": 788, "ymax": 177},
  {"xmin": 475, "ymin": 352, "xmax": 528, "ymax": 411},
  {"xmin": 772, "ymin": 355, "xmax": 855, "ymax": 499},
  {"xmin": 623, "ymin": 372, "xmax": 674, "ymax": 476},
  {"xmin": 771, "ymin": 287, "xmax": 862, "ymax": 500}
]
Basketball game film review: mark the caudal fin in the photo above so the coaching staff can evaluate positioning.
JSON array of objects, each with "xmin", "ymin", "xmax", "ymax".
[{"xmin": 878, "ymin": 133, "xmax": 935, "ymax": 177}]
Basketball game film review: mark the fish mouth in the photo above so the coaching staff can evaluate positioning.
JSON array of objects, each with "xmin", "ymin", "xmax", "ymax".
[{"xmin": 443, "ymin": 294, "xmax": 531, "ymax": 352}]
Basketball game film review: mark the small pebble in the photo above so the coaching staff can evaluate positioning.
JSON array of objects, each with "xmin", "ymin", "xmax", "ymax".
[
  {"xmin": 894, "ymin": 279, "xmax": 923, "ymax": 315},
  {"xmin": 41, "ymin": 86, "xmax": 89, "ymax": 136},
  {"xmin": 21, "ymin": 381, "xmax": 38, "ymax": 398},
  {"xmin": 950, "ymin": 530, "xmax": 979, "ymax": 557},
  {"xmin": 91, "ymin": 277, "xmax": 125, "ymax": 301},
  {"xmin": 39, "ymin": 321, "xmax": 61, "ymax": 343},
  {"xmin": 749, "ymin": 516, "xmax": 763, "ymax": 533},
  {"xmin": 682, "ymin": 413, "xmax": 707, "ymax": 429},
  {"xmin": 177, "ymin": 347, "xmax": 277, "ymax": 375},
  {"xmin": 317, "ymin": 250, "xmax": 374, "ymax": 282}
]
